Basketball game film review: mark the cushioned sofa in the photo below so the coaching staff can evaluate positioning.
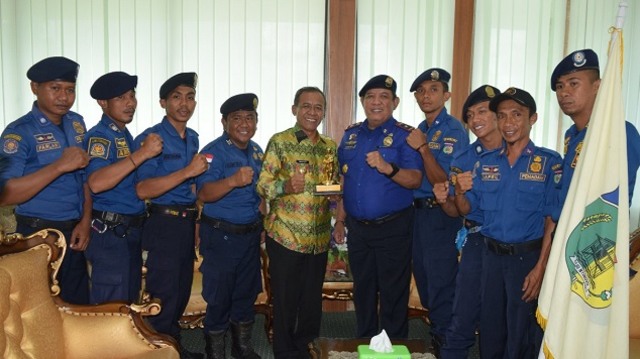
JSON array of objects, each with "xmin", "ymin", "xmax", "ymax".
[{"xmin": 0, "ymin": 228, "xmax": 179, "ymax": 359}]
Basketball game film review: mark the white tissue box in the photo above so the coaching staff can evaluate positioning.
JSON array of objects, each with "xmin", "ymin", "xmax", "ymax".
[{"xmin": 357, "ymin": 345, "xmax": 410, "ymax": 359}]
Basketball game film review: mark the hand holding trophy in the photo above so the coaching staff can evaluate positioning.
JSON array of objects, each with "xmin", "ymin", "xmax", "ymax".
[{"xmin": 315, "ymin": 147, "xmax": 342, "ymax": 195}]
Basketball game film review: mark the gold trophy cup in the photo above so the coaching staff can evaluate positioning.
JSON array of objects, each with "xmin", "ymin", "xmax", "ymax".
[{"xmin": 315, "ymin": 148, "xmax": 342, "ymax": 195}]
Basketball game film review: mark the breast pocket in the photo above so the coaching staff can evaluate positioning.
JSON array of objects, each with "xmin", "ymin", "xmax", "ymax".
[
  {"xmin": 36, "ymin": 147, "xmax": 62, "ymax": 165},
  {"xmin": 478, "ymin": 181, "xmax": 501, "ymax": 211},
  {"xmin": 516, "ymin": 180, "xmax": 545, "ymax": 212}
]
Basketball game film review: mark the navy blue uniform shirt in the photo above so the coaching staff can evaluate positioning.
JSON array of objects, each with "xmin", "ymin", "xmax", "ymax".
[
  {"xmin": 414, "ymin": 108, "xmax": 469, "ymax": 198},
  {"xmin": 338, "ymin": 117, "xmax": 423, "ymax": 220},
  {"xmin": 134, "ymin": 117, "xmax": 199, "ymax": 205},
  {"xmin": 466, "ymin": 141, "xmax": 562, "ymax": 243},
  {"xmin": 554, "ymin": 121, "xmax": 640, "ymax": 221},
  {"xmin": 85, "ymin": 115, "xmax": 145, "ymax": 215},
  {"xmin": 196, "ymin": 133, "xmax": 263, "ymax": 224},
  {"xmin": 449, "ymin": 139, "xmax": 502, "ymax": 224},
  {"xmin": 1, "ymin": 102, "xmax": 86, "ymax": 220}
]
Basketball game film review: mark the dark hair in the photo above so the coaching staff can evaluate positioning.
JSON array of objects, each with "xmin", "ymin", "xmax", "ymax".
[{"xmin": 293, "ymin": 86, "xmax": 326, "ymax": 107}]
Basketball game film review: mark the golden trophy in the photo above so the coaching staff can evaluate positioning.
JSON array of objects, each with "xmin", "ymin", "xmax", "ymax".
[{"xmin": 315, "ymin": 148, "xmax": 342, "ymax": 195}]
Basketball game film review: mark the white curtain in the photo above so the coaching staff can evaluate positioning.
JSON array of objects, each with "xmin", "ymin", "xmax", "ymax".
[
  {"xmin": 0, "ymin": 0, "xmax": 326, "ymax": 150},
  {"xmin": 356, "ymin": 0, "xmax": 456, "ymax": 127}
]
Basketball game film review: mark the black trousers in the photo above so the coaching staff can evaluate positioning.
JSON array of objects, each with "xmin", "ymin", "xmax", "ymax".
[
  {"xmin": 346, "ymin": 206, "xmax": 413, "ymax": 339},
  {"xmin": 142, "ymin": 213, "xmax": 196, "ymax": 339},
  {"xmin": 266, "ymin": 236, "xmax": 328, "ymax": 359}
]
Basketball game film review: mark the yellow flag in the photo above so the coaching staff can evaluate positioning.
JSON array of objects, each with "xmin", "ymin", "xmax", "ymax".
[{"xmin": 536, "ymin": 24, "xmax": 628, "ymax": 359}]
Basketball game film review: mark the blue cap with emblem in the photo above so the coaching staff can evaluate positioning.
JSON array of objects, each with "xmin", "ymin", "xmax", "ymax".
[
  {"xmin": 159, "ymin": 72, "xmax": 198, "ymax": 99},
  {"xmin": 359, "ymin": 75, "xmax": 397, "ymax": 97},
  {"xmin": 220, "ymin": 93, "xmax": 259, "ymax": 116},
  {"xmin": 550, "ymin": 49, "xmax": 599, "ymax": 91},
  {"xmin": 26, "ymin": 56, "xmax": 79, "ymax": 83},
  {"xmin": 410, "ymin": 68, "xmax": 451, "ymax": 92},
  {"xmin": 90, "ymin": 71, "xmax": 138, "ymax": 100},
  {"xmin": 489, "ymin": 87, "xmax": 536, "ymax": 114},
  {"xmin": 462, "ymin": 85, "xmax": 501, "ymax": 123}
]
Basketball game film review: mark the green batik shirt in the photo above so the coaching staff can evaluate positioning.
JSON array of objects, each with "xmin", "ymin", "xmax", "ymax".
[{"xmin": 257, "ymin": 125, "xmax": 339, "ymax": 254}]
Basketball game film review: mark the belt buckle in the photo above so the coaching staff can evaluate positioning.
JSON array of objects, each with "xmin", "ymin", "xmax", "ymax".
[
  {"xmin": 497, "ymin": 242, "xmax": 514, "ymax": 255},
  {"xmin": 103, "ymin": 211, "xmax": 118, "ymax": 223}
]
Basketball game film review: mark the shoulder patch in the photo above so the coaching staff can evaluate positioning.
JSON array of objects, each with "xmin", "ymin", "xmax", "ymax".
[
  {"xmin": 395, "ymin": 122, "xmax": 415, "ymax": 132},
  {"xmin": 88, "ymin": 137, "xmax": 111, "ymax": 160},
  {"xmin": 3, "ymin": 137, "xmax": 20, "ymax": 154},
  {"xmin": 345, "ymin": 122, "xmax": 362, "ymax": 131}
]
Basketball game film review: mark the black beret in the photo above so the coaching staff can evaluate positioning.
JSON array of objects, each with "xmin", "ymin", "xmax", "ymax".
[
  {"xmin": 159, "ymin": 72, "xmax": 198, "ymax": 99},
  {"xmin": 26, "ymin": 56, "xmax": 79, "ymax": 83},
  {"xmin": 551, "ymin": 49, "xmax": 599, "ymax": 91},
  {"xmin": 410, "ymin": 68, "xmax": 451, "ymax": 92},
  {"xmin": 461, "ymin": 85, "xmax": 500, "ymax": 123},
  {"xmin": 90, "ymin": 71, "xmax": 138, "ymax": 100},
  {"xmin": 358, "ymin": 75, "xmax": 397, "ymax": 97},
  {"xmin": 220, "ymin": 93, "xmax": 259, "ymax": 116},
  {"xmin": 489, "ymin": 87, "xmax": 536, "ymax": 114}
]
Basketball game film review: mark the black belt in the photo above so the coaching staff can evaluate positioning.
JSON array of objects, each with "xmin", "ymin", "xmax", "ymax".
[
  {"xmin": 354, "ymin": 207, "xmax": 411, "ymax": 226},
  {"xmin": 148, "ymin": 203, "xmax": 198, "ymax": 220},
  {"xmin": 464, "ymin": 219, "xmax": 481, "ymax": 229},
  {"xmin": 484, "ymin": 237, "xmax": 542, "ymax": 256},
  {"xmin": 414, "ymin": 197, "xmax": 439, "ymax": 209},
  {"xmin": 92, "ymin": 210, "xmax": 147, "ymax": 227},
  {"xmin": 15, "ymin": 214, "xmax": 79, "ymax": 231},
  {"xmin": 201, "ymin": 215, "xmax": 263, "ymax": 235}
]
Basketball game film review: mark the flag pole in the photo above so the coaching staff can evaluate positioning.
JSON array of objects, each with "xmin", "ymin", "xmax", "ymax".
[{"xmin": 615, "ymin": 1, "xmax": 628, "ymax": 29}]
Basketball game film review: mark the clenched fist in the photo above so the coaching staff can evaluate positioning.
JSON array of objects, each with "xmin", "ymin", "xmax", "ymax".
[
  {"xmin": 56, "ymin": 147, "xmax": 89, "ymax": 172},
  {"xmin": 185, "ymin": 154, "xmax": 209, "ymax": 178},
  {"xmin": 139, "ymin": 133, "xmax": 163, "ymax": 159},
  {"xmin": 229, "ymin": 166, "xmax": 254, "ymax": 188}
]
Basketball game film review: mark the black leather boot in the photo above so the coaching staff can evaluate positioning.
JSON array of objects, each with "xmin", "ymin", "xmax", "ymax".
[
  {"xmin": 230, "ymin": 321, "xmax": 260, "ymax": 359},
  {"xmin": 204, "ymin": 330, "xmax": 226, "ymax": 359}
]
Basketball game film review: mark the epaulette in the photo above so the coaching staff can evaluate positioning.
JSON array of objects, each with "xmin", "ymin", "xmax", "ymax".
[
  {"xmin": 345, "ymin": 122, "xmax": 362, "ymax": 131},
  {"xmin": 537, "ymin": 146, "xmax": 561, "ymax": 158},
  {"xmin": 395, "ymin": 121, "xmax": 415, "ymax": 132}
]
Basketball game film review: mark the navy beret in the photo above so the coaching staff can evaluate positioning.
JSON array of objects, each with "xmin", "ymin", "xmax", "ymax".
[
  {"xmin": 26, "ymin": 56, "xmax": 79, "ymax": 83},
  {"xmin": 461, "ymin": 85, "xmax": 500, "ymax": 123},
  {"xmin": 489, "ymin": 87, "xmax": 536, "ymax": 114},
  {"xmin": 159, "ymin": 72, "xmax": 198, "ymax": 99},
  {"xmin": 220, "ymin": 93, "xmax": 259, "ymax": 116},
  {"xmin": 358, "ymin": 75, "xmax": 397, "ymax": 97},
  {"xmin": 90, "ymin": 71, "xmax": 138, "ymax": 100},
  {"xmin": 550, "ymin": 49, "xmax": 599, "ymax": 91},
  {"xmin": 410, "ymin": 68, "xmax": 451, "ymax": 92}
]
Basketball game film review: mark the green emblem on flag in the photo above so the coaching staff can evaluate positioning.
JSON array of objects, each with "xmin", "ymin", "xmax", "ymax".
[{"xmin": 565, "ymin": 189, "xmax": 618, "ymax": 309}]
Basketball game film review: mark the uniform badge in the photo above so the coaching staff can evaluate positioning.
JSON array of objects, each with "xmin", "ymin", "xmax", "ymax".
[
  {"xmin": 571, "ymin": 142, "xmax": 583, "ymax": 169},
  {"xmin": 253, "ymin": 97, "xmax": 259, "ymax": 109},
  {"xmin": 430, "ymin": 70, "xmax": 440, "ymax": 81},
  {"xmin": 115, "ymin": 137, "xmax": 130, "ymax": 158},
  {"xmin": 443, "ymin": 143, "xmax": 453, "ymax": 154},
  {"xmin": 481, "ymin": 165, "xmax": 500, "ymax": 181},
  {"xmin": 564, "ymin": 137, "xmax": 570, "ymax": 156},
  {"xmin": 109, "ymin": 123, "xmax": 119, "ymax": 132},
  {"xmin": 572, "ymin": 51, "xmax": 586, "ymax": 67},
  {"xmin": 432, "ymin": 130, "xmax": 442, "ymax": 142},
  {"xmin": 554, "ymin": 171, "xmax": 562, "ymax": 184},
  {"xmin": 3, "ymin": 138, "xmax": 19, "ymax": 154},
  {"xmin": 72, "ymin": 121, "xmax": 85, "ymax": 134},
  {"xmin": 342, "ymin": 164, "xmax": 348, "ymax": 174},
  {"xmin": 88, "ymin": 137, "xmax": 111, "ymax": 159},
  {"xmin": 450, "ymin": 173, "xmax": 458, "ymax": 186},
  {"xmin": 475, "ymin": 145, "xmax": 483, "ymax": 154},
  {"xmin": 485, "ymin": 86, "xmax": 496, "ymax": 98},
  {"xmin": 505, "ymin": 87, "xmax": 517, "ymax": 95},
  {"xmin": 384, "ymin": 76, "xmax": 394, "ymax": 88},
  {"xmin": 348, "ymin": 133, "xmax": 357, "ymax": 141},
  {"xmin": 383, "ymin": 135, "xmax": 393, "ymax": 147}
]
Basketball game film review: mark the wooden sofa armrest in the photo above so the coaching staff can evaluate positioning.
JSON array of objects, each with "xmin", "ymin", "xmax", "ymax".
[{"xmin": 58, "ymin": 299, "xmax": 179, "ymax": 359}]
